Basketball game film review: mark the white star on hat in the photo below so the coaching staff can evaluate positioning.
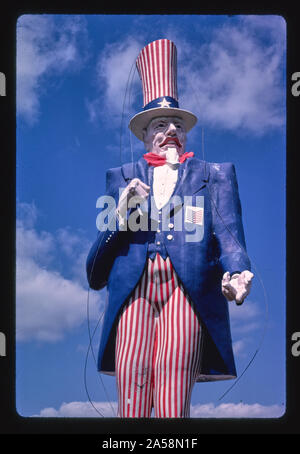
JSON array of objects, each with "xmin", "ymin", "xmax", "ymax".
[{"xmin": 157, "ymin": 97, "xmax": 171, "ymax": 108}]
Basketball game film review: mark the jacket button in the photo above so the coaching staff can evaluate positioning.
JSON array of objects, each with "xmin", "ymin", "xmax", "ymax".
[
  {"xmin": 168, "ymin": 223, "xmax": 174, "ymax": 229},
  {"xmin": 167, "ymin": 234, "xmax": 173, "ymax": 241},
  {"xmin": 156, "ymin": 241, "xmax": 161, "ymax": 245}
]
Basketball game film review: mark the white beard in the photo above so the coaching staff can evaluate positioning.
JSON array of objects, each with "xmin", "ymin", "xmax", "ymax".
[{"xmin": 165, "ymin": 147, "xmax": 179, "ymax": 164}]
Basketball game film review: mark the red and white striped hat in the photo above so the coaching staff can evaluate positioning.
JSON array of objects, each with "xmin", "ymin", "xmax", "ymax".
[{"xmin": 129, "ymin": 39, "xmax": 197, "ymax": 141}]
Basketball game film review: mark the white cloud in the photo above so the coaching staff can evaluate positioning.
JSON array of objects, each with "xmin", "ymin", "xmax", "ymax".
[
  {"xmin": 97, "ymin": 38, "xmax": 141, "ymax": 111},
  {"xmin": 241, "ymin": 15, "xmax": 286, "ymax": 45},
  {"xmin": 16, "ymin": 15, "xmax": 285, "ymax": 136},
  {"xmin": 17, "ymin": 201, "xmax": 38, "ymax": 228},
  {"xmin": 86, "ymin": 36, "xmax": 145, "ymax": 130},
  {"xmin": 175, "ymin": 16, "xmax": 286, "ymax": 135},
  {"xmin": 232, "ymin": 339, "xmax": 247, "ymax": 357},
  {"xmin": 229, "ymin": 298, "xmax": 260, "ymax": 321},
  {"xmin": 16, "ymin": 14, "xmax": 89, "ymax": 124},
  {"xmin": 34, "ymin": 401, "xmax": 118, "ymax": 418},
  {"xmin": 32, "ymin": 400, "xmax": 284, "ymax": 418},
  {"xmin": 94, "ymin": 16, "xmax": 285, "ymax": 137},
  {"xmin": 16, "ymin": 201, "xmax": 103, "ymax": 342},
  {"xmin": 228, "ymin": 299, "xmax": 263, "ymax": 358},
  {"xmin": 190, "ymin": 401, "xmax": 284, "ymax": 418}
]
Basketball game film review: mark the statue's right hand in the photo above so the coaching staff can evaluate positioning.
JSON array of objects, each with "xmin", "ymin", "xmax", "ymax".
[
  {"xmin": 127, "ymin": 178, "xmax": 150, "ymax": 199},
  {"xmin": 117, "ymin": 178, "xmax": 150, "ymax": 217}
]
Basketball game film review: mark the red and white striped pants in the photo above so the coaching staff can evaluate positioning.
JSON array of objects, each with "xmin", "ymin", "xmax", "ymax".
[{"xmin": 115, "ymin": 253, "xmax": 202, "ymax": 418}]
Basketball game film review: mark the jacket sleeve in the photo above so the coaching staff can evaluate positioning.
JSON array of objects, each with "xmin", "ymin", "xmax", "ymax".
[
  {"xmin": 209, "ymin": 162, "xmax": 251, "ymax": 274},
  {"xmin": 86, "ymin": 167, "xmax": 127, "ymax": 290}
]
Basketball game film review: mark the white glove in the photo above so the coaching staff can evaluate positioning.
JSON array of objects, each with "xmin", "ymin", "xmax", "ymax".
[
  {"xmin": 222, "ymin": 270, "xmax": 254, "ymax": 305},
  {"xmin": 116, "ymin": 178, "xmax": 150, "ymax": 225}
]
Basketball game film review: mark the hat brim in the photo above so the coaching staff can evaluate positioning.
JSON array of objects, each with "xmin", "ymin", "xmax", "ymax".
[{"xmin": 129, "ymin": 107, "xmax": 198, "ymax": 141}]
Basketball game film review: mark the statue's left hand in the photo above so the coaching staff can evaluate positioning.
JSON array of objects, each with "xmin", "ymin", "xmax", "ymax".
[{"xmin": 222, "ymin": 270, "xmax": 254, "ymax": 305}]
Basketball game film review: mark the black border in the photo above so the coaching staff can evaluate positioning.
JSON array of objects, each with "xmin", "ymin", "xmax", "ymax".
[{"xmin": 1, "ymin": 3, "xmax": 299, "ymax": 439}]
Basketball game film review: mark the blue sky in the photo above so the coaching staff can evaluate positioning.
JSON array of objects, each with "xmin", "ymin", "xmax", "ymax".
[{"xmin": 16, "ymin": 14, "xmax": 286, "ymax": 418}]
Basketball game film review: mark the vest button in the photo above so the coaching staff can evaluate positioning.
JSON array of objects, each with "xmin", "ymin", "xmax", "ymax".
[
  {"xmin": 168, "ymin": 223, "xmax": 174, "ymax": 229},
  {"xmin": 156, "ymin": 241, "xmax": 161, "ymax": 245},
  {"xmin": 167, "ymin": 234, "xmax": 173, "ymax": 241}
]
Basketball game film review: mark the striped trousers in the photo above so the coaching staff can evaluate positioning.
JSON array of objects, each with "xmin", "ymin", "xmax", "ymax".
[{"xmin": 115, "ymin": 253, "xmax": 202, "ymax": 418}]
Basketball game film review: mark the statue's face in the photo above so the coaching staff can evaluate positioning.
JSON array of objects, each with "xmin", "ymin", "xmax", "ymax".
[{"xmin": 142, "ymin": 116, "xmax": 187, "ymax": 156}]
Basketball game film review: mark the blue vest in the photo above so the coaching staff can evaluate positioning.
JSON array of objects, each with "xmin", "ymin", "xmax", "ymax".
[{"xmin": 147, "ymin": 165, "xmax": 168, "ymax": 260}]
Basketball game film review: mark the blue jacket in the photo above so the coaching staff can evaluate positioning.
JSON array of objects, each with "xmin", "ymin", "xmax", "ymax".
[{"xmin": 86, "ymin": 156, "xmax": 251, "ymax": 381}]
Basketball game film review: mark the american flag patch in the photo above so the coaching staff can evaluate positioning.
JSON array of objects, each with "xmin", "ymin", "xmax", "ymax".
[{"xmin": 185, "ymin": 206, "xmax": 204, "ymax": 225}]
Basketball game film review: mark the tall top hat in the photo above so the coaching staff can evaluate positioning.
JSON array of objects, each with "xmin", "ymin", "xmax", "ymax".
[{"xmin": 129, "ymin": 39, "xmax": 198, "ymax": 141}]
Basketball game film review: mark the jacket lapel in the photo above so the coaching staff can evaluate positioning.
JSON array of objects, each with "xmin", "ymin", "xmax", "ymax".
[
  {"xmin": 121, "ymin": 157, "xmax": 149, "ymax": 186},
  {"xmin": 161, "ymin": 158, "xmax": 208, "ymax": 218},
  {"xmin": 136, "ymin": 157, "xmax": 150, "ymax": 186},
  {"xmin": 173, "ymin": 157, "xmax": 209, "ymax": 199},
  {"xmin": 121, "ymin": 157, "xmax": 151, "ymax": 213}
]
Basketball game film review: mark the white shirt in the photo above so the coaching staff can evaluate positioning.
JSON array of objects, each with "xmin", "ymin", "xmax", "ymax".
[
  {"xmin": 153, "ymin": 163, "xmax": 179, "ymax": 209},
  {"xmin": 153, "ymin": 147, "xmax": 180, "ymax": 209}
]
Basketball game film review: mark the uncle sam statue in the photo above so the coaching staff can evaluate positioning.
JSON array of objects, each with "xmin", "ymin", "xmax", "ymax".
[{"xmin": 86, "ymin": 39, "xmax": 253, "ymax": 418}]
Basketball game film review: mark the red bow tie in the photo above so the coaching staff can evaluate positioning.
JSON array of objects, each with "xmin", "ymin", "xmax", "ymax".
[{"xmin": 143, "ymin": 151, "xmax": 194, "ymax": 167}]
